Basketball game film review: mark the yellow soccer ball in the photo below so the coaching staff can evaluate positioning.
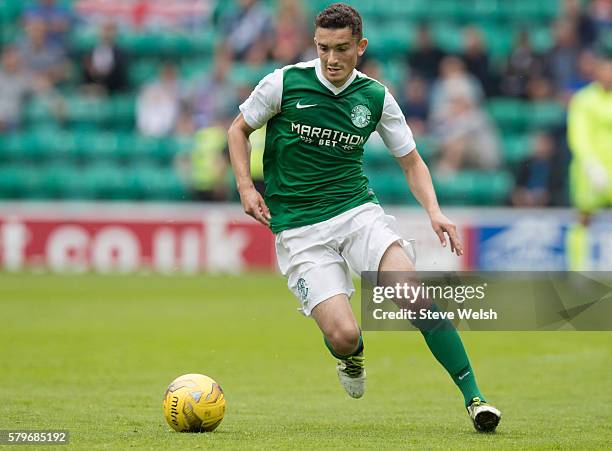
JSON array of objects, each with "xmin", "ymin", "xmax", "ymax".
[{"xmin": 163, "ymin": 373, "xmax": 226, "ymax": 432}]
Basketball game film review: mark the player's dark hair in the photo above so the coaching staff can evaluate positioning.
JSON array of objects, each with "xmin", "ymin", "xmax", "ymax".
[{"xmin": 315, "ymin": 3, "xmax": 363, "ymax": 41}]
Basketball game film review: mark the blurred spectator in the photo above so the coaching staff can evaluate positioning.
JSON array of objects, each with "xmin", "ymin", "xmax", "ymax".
[
  {"xmin": 174, "ymin": 121, "xmax": 231, "ymax": 201},
  {"xmin": 189, "ymin": 49, "xmax": 239, "ymax": 129},
  {"xmin": 18, "ymin": 17, "xmax": 69, "ymax": 89},
  {"xmin": 563, "ymin": 0, "xmax": 597, "ymax": 48},
  {"xmin": 398, "ymin": 76, "xmax": 429, "ymax": 136},
  {"xmin": 433, "ymin": 94, "xmax": 501, "ymax": 174},
  {"xmin": 461, "ymin": 27, "xmax": 497, "ymax": 96},
  {"xmin": 589, "ymin": 0, "xmax": 612, "ymax": 40},
  {"xmin": 429, "ymin": 56, "xmax": 484, "ymax": 122},
  {"xmin": 137, "ymin": 63, "xmax": 182, "ymax": 137},
  {"xmin": 0, "ymin": 47, "xmax": 32, "ymax": 132},
  {"xmin": 272, "ymin": 0, "xmax": 308, "ymax": 65},
  {"xmin": 221, "ymin": 0, "xmax": 274, "ymax": 62},
  {"xmin": 566, "ymin": 49, "xmax": 597, "ymax": 95},
  {"xmin": 82, "ymin": 22, "xmax": 129, "ymax": 95},
  {"xmin": 501, "ymin": 31, "xmax": 543, "ymax": 98},
  {"xmin": 406, "ymin": 24, "xmax": 446, "ymax": 83},
  {"xmin": 525, "ymin": 75, "xmax": 556, "ymax": 102},
  {"xmin": 511, "ymin": 131, "xmax": 557, "ymax": 207},
  {"xmin": 358, "ymin": 58, "xmax": 393, "ymax": 92},
  {"xmin": 544, "ymin": 19, "xmax": 581, "ymax": 93},
  {"xmin": 24, "ymin": 0, "xmax": 72, "ymax": 47}
]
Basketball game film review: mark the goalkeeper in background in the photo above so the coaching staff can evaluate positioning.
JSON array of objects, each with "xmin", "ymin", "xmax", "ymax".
[{"xmin": 566, "ymin": 45, "xmax": 612, "ymax": 270}]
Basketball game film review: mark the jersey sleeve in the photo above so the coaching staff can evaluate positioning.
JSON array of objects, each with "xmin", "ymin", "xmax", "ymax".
[
  {"xmin": 239, "ymin": 68, "xmax": 283, "ymax": 129},
  {"xmin": 375, "ymin": 88, "xmax": 416, "ymax": 157}
]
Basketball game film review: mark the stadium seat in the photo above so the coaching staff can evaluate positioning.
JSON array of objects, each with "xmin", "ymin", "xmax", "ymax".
[
  {"xmin": 364, "ymin": 142, "xmax": 391, "ymax": 168},
  {"xmin": 72, "ymin": 28, "xmax": 217, "ymax": 57},
  {"xmin": 529, "ymin": 25, "xmax": 554, "ymax": 52},
  {"xmin": 38, "ymin": 163, "xmax": 94, "ymax": 199},
  {"xmin": 128, "ymin": 165, "xmax": 187, "ymax": 200},
  {"xmin": 433, "ymin": 170, "xmax": 512, "ymax": 205},
  {"xmin": 386, "ymin": 0, "xmax": 429, "ymax": 21},
  {"xmin": 502, "ymin": 1, "xmax": 560, "ymax": 23},
  {"xmin": 487, "ymin": 98, "xmax": 529, "ymax": 132},
  {"xmin": 479, "ymin": 23, "xmax": 514, "ymax": 58},
  {"xmin": 502, "ymin": 134, "xmax": 532, "ymax": 166},
  {"xmin": 431, "ymin": 22, "xmax": 464, "ymax": 54},
  {"xmin": 230, "ymin": 63, "xmax": 278, "ymax": 86},
  {"xmin": 471, "ymin": 171, "xmax": 513, "ymax": 204},
  {"xmin": 367, "ymin": 22, "xmax": 413, "ymax": 57},
  {"xmin": 85, "ymin": 163, "xmax": 130, "ymax": 200},
  {"xmin": 366, "ymin": 168, "xmax": 416, "ymax": 204},
  {"xmin": 528, "ymin": 102, "xmax": 566, "ymax": 129},
  {"xmin": 429, "ymin": 0, "xmax": 470, "ymax": 22},
  {"xmin": 0, "ymin": 165, "xmax": 41, "ymax": 199},
  {"xmin": 470, "ymin": 0, "xmax": 504, "ymax": 22}
]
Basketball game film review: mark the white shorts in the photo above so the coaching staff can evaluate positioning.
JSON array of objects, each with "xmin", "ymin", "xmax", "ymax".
[{"xmin": 275, "ymin": 202, "xmax": 412, "ymax": 316}]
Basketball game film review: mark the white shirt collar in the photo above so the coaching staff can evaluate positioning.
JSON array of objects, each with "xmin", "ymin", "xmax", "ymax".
[{"xmin": 314, "ymin": 58, "xmax": 357, "ymax": 95}]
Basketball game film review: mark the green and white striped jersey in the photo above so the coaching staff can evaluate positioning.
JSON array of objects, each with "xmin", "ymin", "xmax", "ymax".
[{"xmin": 240, "ymin": 58, "xmax": 415, "ymax": 233}]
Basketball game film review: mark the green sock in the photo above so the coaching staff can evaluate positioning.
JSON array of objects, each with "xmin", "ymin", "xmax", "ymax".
[
  {"xmin": 566, "ymin": 223, "xmax": 589, "ymax": 271},
  {"xmin": 324, "ymin": 334, "xmax": 363, "ymax": 360},
  {"xmin": 414, "ymin": 306, "xmax": 484, "ymax": 407}
]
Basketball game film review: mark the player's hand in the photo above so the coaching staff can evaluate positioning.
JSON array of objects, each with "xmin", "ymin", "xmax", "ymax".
[
  {"xmin": 238, "ymin": 186, "xmax": 271, "ymax": 227},
  {"xmin": 429, "ymin": 211, "xmax": 463, "ymax": 256}
]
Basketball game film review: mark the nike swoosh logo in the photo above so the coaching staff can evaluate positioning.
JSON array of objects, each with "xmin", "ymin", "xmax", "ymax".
[
  {"xmin": 296, "ymin": 101, "xmax": 317, "ymax": 109},
  {"xmin": 458, "ymin": 371, "xmax": 471, "ymax": 381}
]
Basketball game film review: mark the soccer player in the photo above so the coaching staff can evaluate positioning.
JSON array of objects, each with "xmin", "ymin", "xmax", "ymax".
[
  {"xmin": 566, "ymin": 47, "xmax": 612, "ymax": 270},
  {"xmin": 227, "ymin": 3, "xmax": 501, "ymax": 432}
]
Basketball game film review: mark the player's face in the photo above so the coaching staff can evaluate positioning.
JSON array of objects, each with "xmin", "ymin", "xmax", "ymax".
[{"xmin": 314, "ymin": 27, "xmax": 367, "ymax": 87}]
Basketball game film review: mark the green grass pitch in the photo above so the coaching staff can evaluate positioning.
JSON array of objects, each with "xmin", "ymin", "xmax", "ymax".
[{"xmin": 1, "ymin": 273, "xmax": 611, "ymax": 449}]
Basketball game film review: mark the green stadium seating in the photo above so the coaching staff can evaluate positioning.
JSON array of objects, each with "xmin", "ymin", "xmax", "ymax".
[
  {"xmin": 0, "ymin": 0, "xmax": 569, "ymax": 204},
  {"xmin": 366, "ymin": 22, "xmax": 413, "ymax": 57},
  {"xmin": 229, "ymin": 62, "xmax": 278, "ymax": 86},
  {"xmin": 431, "ymin": 22, "xmax": 464, "ymax": 54},
  {"xmin": 433, "ymin": 170, "xmax": 513, "ymax": 205},
  {"xmin": 470, "ymin": 0, "xmax": 504, "ymax": 22},
  {"xmin": 429, "ymin": 1, "xmax": 471, "ymax": 22},
  {"xmin": 479, "ymin": 23, "xmax": 514, "ymax": 58},
  {"xmin": 363, "ymin": 142, "xmax": 391, "ymax": 168},
  {"xmin": 366, "ymin": 168, "xmax": 415, "ymax": 204},
  {"xmin": 70, "ymin": 29, "xmax": 217, "ymax": 57},
  {"xmin": 129, "ymin": 165, "xmax": 187, "ymax": 201},
  {"xmin": 529, "ymin": 25, "xmax": 554, "ymax": 52},
  {"xmin": 24, "ymin": 94, "xmax": 136, "ymax": 128},
  {"xmin": 528, "ymin": 102, "xmax": 566, "ymax": 129},
  {"xmin": 487, "ymin": 98, "xmax": 529, "ymax": 132},
  {"xmin": 0, "ymin": 165, "xmax": 41, "ymax": 199},
  {"xmin": 501, "ymin": 1, "xmax": 560, "ymax": 23},
  {"xmin": 37, "ymin": 163, "xmax": 91, "ymax": 199},
  {"xmin": 502, "ymin": 134, "xmax": 532, "ymax": 166},
  {"xmin": 386, "ymin": 0, "xmax": 429, "ymax": 21}
]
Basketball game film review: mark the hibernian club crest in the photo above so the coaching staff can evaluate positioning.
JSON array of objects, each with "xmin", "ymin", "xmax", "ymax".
[
  {"xmin": 351, "ymin": 104, "xmax": 371, "ymax": 128},
  {"xmin": 296, "ymin": 278, "xmax": 309, "ymax": 302}
]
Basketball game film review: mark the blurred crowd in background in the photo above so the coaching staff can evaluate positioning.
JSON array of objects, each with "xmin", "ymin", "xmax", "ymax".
[{"xmin": 0, "ymin": 0, "xmax": 611, "ymax": 206}]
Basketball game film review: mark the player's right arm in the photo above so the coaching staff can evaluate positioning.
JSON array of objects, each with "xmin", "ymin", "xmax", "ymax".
[
  {"xmin": 228, "ymin": 114, "xmax": 271, "ymax": 226},
  {"xmin": 227, "ymin": 68, "xmax": 283, "ymax": 227}
]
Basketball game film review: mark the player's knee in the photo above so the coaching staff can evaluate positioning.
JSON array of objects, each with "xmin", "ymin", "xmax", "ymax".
[{"xmin": 327, "ymin": 324, "xmax": 360, "ymax": 356}]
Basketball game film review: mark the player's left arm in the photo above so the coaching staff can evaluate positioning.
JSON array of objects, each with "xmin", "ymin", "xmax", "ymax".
[
  {"xmin": 395, "ymin": 151, "xmax": 463, "ymax": 256},
  {"xmin": 375, "ymin": 87, "xmax": 463, "ymax": 256}
]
